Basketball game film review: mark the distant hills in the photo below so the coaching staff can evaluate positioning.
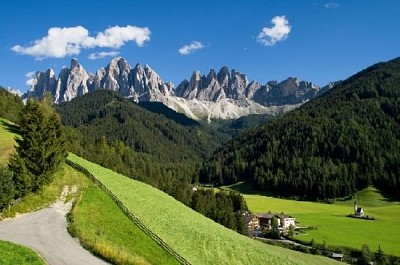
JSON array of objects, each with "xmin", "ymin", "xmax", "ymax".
[
  {"xmin": 25, "ymin": 57, "xmax": 335, "ymax": 120},
  {"xmin": 200, "ymin": 57, "xmax": 400, "ymax": 199}
]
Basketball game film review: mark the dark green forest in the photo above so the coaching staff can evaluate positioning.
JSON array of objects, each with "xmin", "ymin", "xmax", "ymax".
[
  {"xmin": 200, "ymin": 57, "xmax": 400, "ymax": 199},
  {"xmin": 0, "ymin": 87, "xmax": 24, "ymax": 123}
]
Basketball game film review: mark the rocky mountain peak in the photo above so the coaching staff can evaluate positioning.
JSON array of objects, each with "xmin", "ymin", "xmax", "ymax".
[
  {"xmin": 70, "ymin": 58, "xmax": 80, "ymax": 69},
  {"xmin": 25, "ymin": 57, "xmax": 332, "ymax": 120}
]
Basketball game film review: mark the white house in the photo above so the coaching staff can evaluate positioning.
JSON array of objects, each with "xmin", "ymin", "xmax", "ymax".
[{"xmin": 276, "ymin": 214, "xmax": 296, "ymax": 229}]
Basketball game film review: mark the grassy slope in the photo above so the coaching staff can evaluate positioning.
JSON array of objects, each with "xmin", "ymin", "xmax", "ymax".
[
  {"xmin": 0, "ymin": 118, "xmax": 179, "ymax": 265},
  {"xmin": 223, "ymin": 182, "xmax": 400, "ymax": 256},
  {"xmin": 0, "ymin": 240, "xmax": 46, "ymax": 265},
  {"xmin": 69, "ymin": 153, "xmax": 340, "ymax": 265},
  {"xmin": 69, "ymin": 184, "xmax": 180, "ymax": 265},
  {"xmin": 0, "ymin": 118, "xmax": 17, "ymax": 165}
]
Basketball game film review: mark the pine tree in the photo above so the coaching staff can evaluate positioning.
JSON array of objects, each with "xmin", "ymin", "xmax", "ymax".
[
  {"xmin": 271, "ymin": 216, "xmax": 281, "ymax": 239},
  {"xmin": 0, "ymin": 166, "xmax": 15, "ymax": 210},
  {"xmin": 374, "ymin": 245, "xmax": 387, "ymax": 265},
  {"xmin": 9, "ymin": 97, "xmax": 67, "ymax": 196},
  {"xmin": 359, "ymin": 244, "xmax": 373, "ymax": 265}
]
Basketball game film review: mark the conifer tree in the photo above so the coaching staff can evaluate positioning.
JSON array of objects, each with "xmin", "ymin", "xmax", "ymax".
[
  {"xmin": 9, "ymin": 96, "xmax": 67, "ymax": 196},
  {"xmin": 0, "ymin": 166, "xmax": 15, "ymax": 210}
]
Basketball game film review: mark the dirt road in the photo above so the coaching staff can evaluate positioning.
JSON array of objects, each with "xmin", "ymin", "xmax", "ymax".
[{"xmin": 0, "ymin": 187, "xmax": 109, "ymax": 265}]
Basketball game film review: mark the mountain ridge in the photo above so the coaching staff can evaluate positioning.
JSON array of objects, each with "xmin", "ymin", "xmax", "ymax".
[{"xmin": 25, "ymin": 57, "xmax": 335, "ymax": 120}]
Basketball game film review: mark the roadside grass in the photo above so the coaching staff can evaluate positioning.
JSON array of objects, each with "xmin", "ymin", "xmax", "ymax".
[
  {"xmin": 0, "ymin": 240, "xmax": 46, "ymax": 265},
  {"xmin": 69, "ymin": 153, "xmax": 340, "ymax": 265},
  {"xmin": 0, "ymin": 118, "xmax": 17, "ymax": 165},
  {"xmin": 1, "ymin": 165, "xmax": 90, "ymax": 218},
  {"xmin": 68, "ymin": 184, "xmax": 180, "ymax": 265},
  {"xmin": 222, "ymin": 183, "xmax": 400, "ymax": 256}
]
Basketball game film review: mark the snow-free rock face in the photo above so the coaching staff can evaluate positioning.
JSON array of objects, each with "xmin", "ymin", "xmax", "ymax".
[
  {"xmin": 25, "ymin": 69, "xmax": 57, "ymax": 99},
  {"xmin": 25, "ymin": 57, "xmax": 333, "ymax": 120},
  {"xmin": 27, "ymin": 57, "xmax": 174, "ymax": 104},
  {"xmin": 54, "ymin": 58, "xmax": 92, "ymax": 103}
]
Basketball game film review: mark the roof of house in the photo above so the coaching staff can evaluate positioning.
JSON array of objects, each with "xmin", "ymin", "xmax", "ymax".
[
  {"xmin": 275, "ymin": 214, "xmax": 294, "ymax": 219},
  {"xmin": 257, "ymin": 214, "xmax": 275, "ymax": 219},
  {"xmin": 245, "ymin": 214, "xmax": 257, "ymax": 223}
]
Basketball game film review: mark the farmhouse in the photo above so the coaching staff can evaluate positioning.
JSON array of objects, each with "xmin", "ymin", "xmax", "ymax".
[
  {"xmin": 258, "ymin": 213, "xmax": 278, "ymax": 228},
  {"xmin": 246, "ymin": 214, "xmax": 262, "ymax": 236},
  {"xmin": 276, "ymin": 214, "xmax": 296, "ymax": 229},
  {"xmin": 246, "ymin": 212, "xmax": 296, "ymax": 236}
]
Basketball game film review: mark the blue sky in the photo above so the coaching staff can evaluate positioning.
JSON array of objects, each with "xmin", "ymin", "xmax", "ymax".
[{"xmin": 1, "ymin": 0, "xmax": 399, "ymax": 93}]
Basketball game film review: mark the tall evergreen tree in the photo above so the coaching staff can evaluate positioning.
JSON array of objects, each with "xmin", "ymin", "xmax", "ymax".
[
  {"xmin": 271, "ymin": 216, "xmax": 281, "ymax": 239},
  {"xmin": 0, "ymin": 166, "xmax": 15, "ymax": 210},
  {"xmin": 9, "ymin": 97, "xmax": 67, "ymax": 196}
]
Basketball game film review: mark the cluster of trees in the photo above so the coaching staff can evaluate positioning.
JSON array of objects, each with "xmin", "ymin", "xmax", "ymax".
[
  {"xmin": 358, "ymin": 244, "xmax": 399, "ymax": 265},
  {"xmin": 200, "ymin": 58, "xmax": 400, "ymax": 200},
  {"xmin": 0, "ymin": 87, "xmax": 24, "ymax": 123},
  {"xmin": 190, "ymin": 189, "xmax": 248, "ymax": 234},
  {"xmin": 0, "ymin": 95, "xmax": 67, "ymax": 210}
]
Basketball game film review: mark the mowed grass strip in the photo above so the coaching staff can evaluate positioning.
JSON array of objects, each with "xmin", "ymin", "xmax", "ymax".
[
  {"xmin": 69, "ymin": 153, "xmax": 340, "ymax": 265},
  {"xmin": 69, "ymin": 184, "xmax": 180, "ymax": 265},
  {"xmin": 0, "ymin": 240, "xmax": 46, "ymax": 265},
  {"xmin": 224, "ymin": 183, "xmax": 400, "ymax": 256}
]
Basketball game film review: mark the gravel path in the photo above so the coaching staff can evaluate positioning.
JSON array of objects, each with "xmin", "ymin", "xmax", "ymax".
[{"xmin": 0, "ymin": 187, "xmax": 109, "ymax": 265}]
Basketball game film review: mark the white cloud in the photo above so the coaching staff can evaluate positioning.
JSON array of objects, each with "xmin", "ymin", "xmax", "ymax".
[
  {"xmin": 88, "ymin": 51, "xmax": 120, "ymax": 60},
  {"xmin": 324, "ymin": 2, "xmax": 339, "ymax": 8},
  {"xmin": 178, "ymin": 41, "xmax": 205, "ymax": 55},
  {"xmin": 11, "ymin": 25, "xmax": 150, "ymax": 59},
  {"xmin": 25, "ymin": 71, "xmax": 36, "ymax": 86},
  {"xmin": 257, "ymin": 16, "xmax": 291, "ymax": 46}
]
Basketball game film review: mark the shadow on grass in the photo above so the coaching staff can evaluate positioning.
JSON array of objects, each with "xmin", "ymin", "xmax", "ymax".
[
  {"xmin": 221, "ymin": 181, "xmax": 295, "ymax": 198},
  {"xmin": 379, "ymin": 189, "xmax": 400, "ymax": 204},
  {"xmin": 0, "ymin": 119, "xmax": 20, "ymax": 135}
]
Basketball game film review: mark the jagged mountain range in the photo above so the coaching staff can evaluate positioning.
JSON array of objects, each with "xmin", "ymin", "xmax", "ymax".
[{"xmin": 25, "ymin": 57, "xmax": 336, "ymax": 120}]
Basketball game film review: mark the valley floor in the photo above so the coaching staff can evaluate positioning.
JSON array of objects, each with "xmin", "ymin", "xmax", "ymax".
[{"xmin": 222, "ymin": 183, "xmax": 400, "ymax": 256}]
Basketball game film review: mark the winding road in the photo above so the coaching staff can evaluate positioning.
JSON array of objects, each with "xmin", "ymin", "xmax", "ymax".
[{"xmin": 0, "ymin": 188, "xmax": 109, "ymax": 265}]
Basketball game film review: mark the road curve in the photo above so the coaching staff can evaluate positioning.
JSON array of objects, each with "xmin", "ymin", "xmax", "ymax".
[{"xmin": 0, "ymin": 202, "xmax": 108, "ymax": 265}]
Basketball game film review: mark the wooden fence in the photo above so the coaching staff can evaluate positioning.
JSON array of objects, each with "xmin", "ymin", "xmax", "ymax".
[{"xmin": 66, "ymin": 159, "xmax": 191, "ymax": 265}]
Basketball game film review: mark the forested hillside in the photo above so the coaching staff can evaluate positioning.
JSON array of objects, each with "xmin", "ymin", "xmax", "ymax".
[
  {"xmin": 200, "ymin": 57, "xmax": 400, "ymax": 199},
  {"xmin": 56, "ymin": 90, "xmax": 224, "ymax": 202},
  {"xmin": 0, "ymin": 88, "xmax": 23, "ymax": 123}
]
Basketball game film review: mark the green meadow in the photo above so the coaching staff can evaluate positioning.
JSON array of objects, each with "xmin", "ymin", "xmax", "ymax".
[
  {"xmin": 0, "ymin": 240, "xmax": 45, "ymax": 265},
  {"xmin": 223, "ymin": 182, "xmax": 400, "ymax": 256},
  {"xmin": 0, "ymin": 118, "xmax": 17, "ymax": 165},
  {"xmin": 69, "ymin": 153, "xmax": 340, "ymax": 265}
]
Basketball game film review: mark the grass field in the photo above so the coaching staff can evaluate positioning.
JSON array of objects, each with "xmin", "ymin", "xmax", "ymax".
[
  {"xmin": 0, "ymin": 240, "xmax": 46, "ymax": 265},
  {"xmin": 69, "ymin": 153, "xmax": 341, "ymax": 265},
  {"xmin": 0, "ymin": 118, "xmax": 17, "ymax": 165},
  {"xmin": 222, "ymin": 182, "xmax": 400, "ymax": 256}
]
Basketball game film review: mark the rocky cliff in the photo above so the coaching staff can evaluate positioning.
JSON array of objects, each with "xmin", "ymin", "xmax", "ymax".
[{"xmin": 25, "ymin": 57, "xmax": 333, "ymax": 120}]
